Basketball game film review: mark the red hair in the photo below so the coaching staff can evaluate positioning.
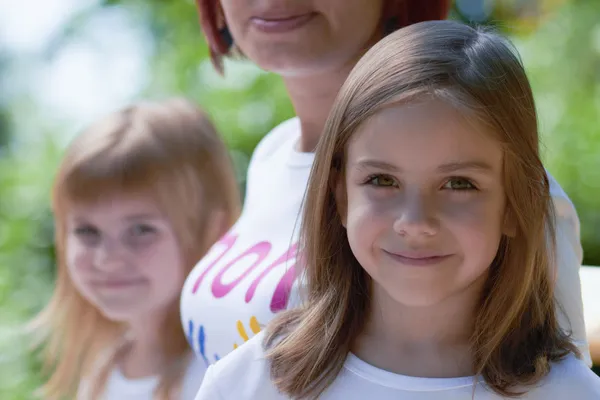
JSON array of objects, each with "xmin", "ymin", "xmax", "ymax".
[{"xmin": 195, "ymin": 0, "xmax": 452, "ymax": 72}]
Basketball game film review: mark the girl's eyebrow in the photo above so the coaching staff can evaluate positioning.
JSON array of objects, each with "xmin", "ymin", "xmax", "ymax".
[
  {"xmin": 352, "ymin": 159, "xmax": 400, "ymax": 172},
  {"xmin": 352, "ymin": 159, "xmax": 495, "ymax": 174},
  {"xmin": 124, "ymin": 213, "xmax": 162, "ymax": 222},
  {"xmin": 437, "ymin": 161, "xmax": 495, "ymax": 174},
  {"xmin": 69, "ymin": 212, "xmax": 162, "ymax": 222},
  {"xmin": 69, "ymin": 215, "xmax": 92, "ymax": 223}
]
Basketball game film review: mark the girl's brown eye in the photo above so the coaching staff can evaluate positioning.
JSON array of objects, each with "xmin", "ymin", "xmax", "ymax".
[
  {"xmin": 368, "ymin": 175, "xmax": 396, "ymax": 187},
  {"xmin": 443, "ymin": 178, "xmax": 475, "ymax": 190}
]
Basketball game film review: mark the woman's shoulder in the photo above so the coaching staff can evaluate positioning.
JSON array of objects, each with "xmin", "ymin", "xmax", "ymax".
[
  {"xmin": 527, "ymin": 354, "xmax": 600, "ymax": 399},
  {"xmin": 545, "ymin": 170, "xmax": 577, "ymax": 217},
  {"xmin": 194, "ymin": 331, "xmax": 285, "ymax": 399}
]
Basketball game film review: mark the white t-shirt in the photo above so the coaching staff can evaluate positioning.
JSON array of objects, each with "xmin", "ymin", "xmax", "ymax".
[
  {"xmin": 180, "ymin": 117, "xmax": 591, "ymax": 370},
  {"xmin": 580, "ymin": 266, "xmax": 600, "ymax": 338},
  {"xmin": 180, "ymin": 117, "xmax": 311, "ymax": 366},
  {"xmin": 194, "ymin": 331, "xmax": 600, "ymax": 400},
  {"xmin": 77, "ymin": 356, "xmax": 205, "ymax": 400}
]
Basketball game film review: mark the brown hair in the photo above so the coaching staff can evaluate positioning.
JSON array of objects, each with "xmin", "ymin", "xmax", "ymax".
[
  {"xmin": 265, "ymin": 20, "xmax": 578, "ymax": 399},
  {"xmin": 31, "ymin": 98, "xmax": 241, "ymax": 399},
  {"xmin": 195, "ymin": 0, "xmax": 452, "ymax": 73}
]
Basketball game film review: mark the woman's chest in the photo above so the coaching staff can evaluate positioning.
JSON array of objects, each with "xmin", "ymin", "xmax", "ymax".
[{"xmin": 180, "ymin": 207, "xmax": 304, "ymax": 365}]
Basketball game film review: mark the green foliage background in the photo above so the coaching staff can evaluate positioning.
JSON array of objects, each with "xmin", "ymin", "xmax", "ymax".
[{"xmin": 0, "ymin": 0, "xmax": 598, "ymax": 397}]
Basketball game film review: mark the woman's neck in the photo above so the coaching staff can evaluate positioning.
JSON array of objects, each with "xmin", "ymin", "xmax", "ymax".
[
  {"xmin": 282, "ymin": 37, "xmax": 379, "ymax": 153},
  {"xmin": 282, "ymin": 69, "xmax": 348, "ymax": 152},
  {"xmin": 353, "ymin": 278, "xmax": 486, "ymax": 378}
]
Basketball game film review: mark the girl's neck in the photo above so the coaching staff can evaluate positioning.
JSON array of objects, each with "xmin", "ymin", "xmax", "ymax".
[
  {"xmin": 119, "ymin": 314, "xmax": 167, "ymax": 379},
  {"xmin": 352, "ymin": 277, "xmax": 486, "ymax": 378}
]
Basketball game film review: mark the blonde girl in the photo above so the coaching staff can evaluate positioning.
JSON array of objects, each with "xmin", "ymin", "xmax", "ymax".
[
  {"xmin": 33, "ymin": 98, "xmax": 240, "ymax": 399},
  {"xmin": 194, "ymin": 21, "xmax": 600, "ymax": 399}
]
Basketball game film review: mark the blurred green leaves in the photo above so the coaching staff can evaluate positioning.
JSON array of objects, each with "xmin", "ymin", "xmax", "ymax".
[
  {"xmin": 0, "ymin": 0, "xmax": 598, "ymax": 398},
  {"xmin": 516, "ymin": 0, "xmax": 600, "ymax": 264}
]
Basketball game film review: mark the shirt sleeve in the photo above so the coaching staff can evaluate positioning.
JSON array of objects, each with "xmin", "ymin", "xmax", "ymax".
[
  {"xmin": 539, "ymin": 356, "xmax": 600, "ymax": 399},
  {"xmin": 547, "ymin": 172, "xmax": 591, "ymax": 367},
  {"xmin": 193, "ymin": 365, "xmax": 224, "ymax": 400}
]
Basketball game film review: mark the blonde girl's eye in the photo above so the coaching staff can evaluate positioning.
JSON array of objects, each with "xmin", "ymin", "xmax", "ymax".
[
  {"xmin": 124, "ymin": 223, "xmax": 160, "ymax": 248},
  {"xmin": 73, "ymin": 224, "xmax": 101, "ymax": 245},
  {"xmin": 130, "ymin": 223, "xmax": 157, "ymax": 237}
]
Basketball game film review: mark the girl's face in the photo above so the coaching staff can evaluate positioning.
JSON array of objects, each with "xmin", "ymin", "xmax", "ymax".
[
  {"xmin": 339, "ymin": 99, "xmax": 509, "ymax": 308},
  {"xmin": 219, "ymin": 0, "xmax": 383, "ymax": 76},
  {"xmin": 65, "ymin": 194, "xmax": 184, "ymax": 322}
]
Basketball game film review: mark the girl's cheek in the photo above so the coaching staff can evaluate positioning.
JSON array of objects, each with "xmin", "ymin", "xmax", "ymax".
[{"xmin": 440, "ymin": 195, "xmax": 503, "ymax": 227}]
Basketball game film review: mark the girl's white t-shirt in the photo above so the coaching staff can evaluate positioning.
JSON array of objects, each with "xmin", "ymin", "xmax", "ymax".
[
  {"xmin": 180, "ymin": 117, "xmax": 591, "ymax": 370},
  {"xmin": 78, "ymin": 355, "xmax": 205, "ymax": 400},
  {"xmin": 194, "ymin": 332, "xmax": 600, "ymax": 400}
]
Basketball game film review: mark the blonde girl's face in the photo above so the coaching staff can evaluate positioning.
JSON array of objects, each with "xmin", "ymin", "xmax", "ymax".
[
  {"xmin": 339, "ymin": 99, "xmax": 510, "ymax": 308},
  {"xmin": 64, "ymin": 194, "xmax": 185, "ymax": 322}
]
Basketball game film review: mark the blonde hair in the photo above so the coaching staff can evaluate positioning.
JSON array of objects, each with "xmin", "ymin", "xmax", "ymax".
[
  {"xmin": 32, "ymin": 98, "xmax": 241, "ymax": 399},
  {"xmin": 265, "ymin": 20, "xmax": 577, "ymax": 398}
]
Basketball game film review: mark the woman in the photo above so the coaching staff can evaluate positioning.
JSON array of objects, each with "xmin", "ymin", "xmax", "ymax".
[{"xmin": 180, "ymin": 0, "xmax": 590, "ymax": 369}]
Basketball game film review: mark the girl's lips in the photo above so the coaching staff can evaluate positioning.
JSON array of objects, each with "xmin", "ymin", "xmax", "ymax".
[
  {"xmin": 92, "ymin": 278, "xmax": 146, "ymax": 289},
  {"xmin": 382, "ymin": 249, "xmax": 453, "ymax": 267},
  {"xmin": 250, "ymin": 13, "xmax": 317, "ymax": 34}
]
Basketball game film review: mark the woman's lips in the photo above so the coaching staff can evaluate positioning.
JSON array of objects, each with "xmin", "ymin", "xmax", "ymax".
[{"xmin": 250, "ymin": 13, "xmax": 317, "ymax": 34}]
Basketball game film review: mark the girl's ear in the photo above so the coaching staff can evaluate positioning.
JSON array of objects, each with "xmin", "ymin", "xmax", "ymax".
[
  {"xmin": 502, "ymin": 207, "xmax": 517, "ymax": 237},
  {"xmin": 334, "ymin": 175, "xmax": 348, "ymax": 228}
]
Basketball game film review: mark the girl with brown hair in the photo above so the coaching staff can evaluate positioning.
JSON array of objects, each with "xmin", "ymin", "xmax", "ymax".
[
  {"xmin": 194, "ymin": 21, "xmax": 600, "ymax": 399},
  {"xmin": 181, "ymin": 0, "xmax": 590, "ymax": 374}
]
